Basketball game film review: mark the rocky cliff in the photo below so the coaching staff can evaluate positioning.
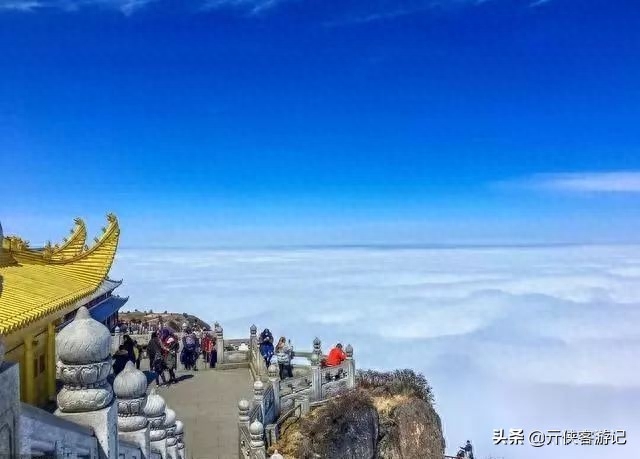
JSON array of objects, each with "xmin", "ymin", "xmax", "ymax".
[{"xmin": 272, "ymin": 369, "xmax": 445, "ymax": 459}]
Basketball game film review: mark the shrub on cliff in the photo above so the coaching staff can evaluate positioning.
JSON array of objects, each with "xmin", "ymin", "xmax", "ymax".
[{"xmin": 357, "ymin": 368, "xmax": 434, "ymax": 404}]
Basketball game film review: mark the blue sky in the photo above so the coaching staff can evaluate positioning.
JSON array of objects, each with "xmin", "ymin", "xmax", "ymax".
[{"xmin": 1, "ymin": 0, "xmax": 639, "ymax": 247}]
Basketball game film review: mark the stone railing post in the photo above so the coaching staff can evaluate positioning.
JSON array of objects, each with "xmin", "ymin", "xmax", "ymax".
[
  {"xmin": 238, "ymin": 399, "xmax": 250, "ymax": 458},
  {"xmin": 268, "ymin": 364, "xmax": 280, "ymax": 418},
  {"xmin": 0, "ymin": 335, "xmax": 21, "ymax": 458},
  {"xmin": 215, "ymin": 322, "xmax": 224, "ymax": 365},
  {"xmin": 164, "ymin": 407, "xmax": 178, "ymax": 459},
  {"xmin": 55, "ymin": 306, "xmax": 118, "ymax": 459},
  {"xmin": 250, "ymin": 324, "xmax": 257, "ymax": 349},
  {"xmin": 112, "ymin": 326, "xmax": 122, "ymax": 354},
  {"xmin": 249, "ymin": 420, "xmax": 266, "ymax": 459},
  {"xmin": 114, "ymin": 361, "xmax": 150, "ymax": 459},
  {"xmin": 310, "ymin": 338, "xmax": 322, "ymax": 402},
  {"xmin": 312, "ymin": 337, "xmax": 322, "ymax": 359},
  {"xmin": 294, "ymin": 395, "xmax": 310, "ymax": 416},
  {"xmin": 253, "ymin": 380, "xmax": 265, "ymax": 419},
  {"xmin": 144, "ymin": 389, "xmax": 168, "ymax": 459},
  {"xmin": 345, "ymin": 344, "xmax": 356, "ymax": 389},
  {"xmin": 175, "ymin": 420, "xmax": 186, "ymax": 459}
]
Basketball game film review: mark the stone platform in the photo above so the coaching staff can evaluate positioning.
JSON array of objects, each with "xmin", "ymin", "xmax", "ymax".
[{"xmin": 150, "ymin": 365, "xmax": 253, "ymax": 459}]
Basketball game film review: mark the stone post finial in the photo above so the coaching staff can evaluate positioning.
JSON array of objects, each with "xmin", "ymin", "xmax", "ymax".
[
  {"xmin": 144, "ymin": 388, "xmax": 167, "ymax": 443},
  {"xmin": 312, "ymin": 337, "xmax": 321, "ymax": 356},
  {"xmin": 250, "ymin": 324, "xmax": 257, "ymax": 336},
  {"xmin": 55, "ymin": 306, "xmax": 118, "ymax": 459},
  {"xmin": 309, "ymin": 352, "xmax": 320, "ymax": 367},
  {"xmin": 114, "ymin": 361, "xmax": 148, "ymax": 431},
  {"xmin": 114, "ymin": 360, "xmax": 150, "ymax": 457},
  {"xmin": 175, "ymin": 419, "xmax": 185, "ymax": 456},
  {"xmin": 164, "ymin": 407, "xmax": 178, "ymax": 447},
  {"xmin": 56, "ymin": 306, "xmax": 113, "ymax": 412},
  {"xmin": 345, "ymin": 344, "xmax": 353, "ymax": 358},
  {"xmin": 253, "ymin": 380, "xmax": 264, "ymax": 398},
  {"xmin": 249, "ymin": 420, "xmax": 264, "ymax": 446},
  {"xmin": 238, "ymin": 399, "xmax": 250, "ymax": 422},
  {"xmin": 268, "ymin": 363, "xmax": 278, "ymax": 380}
]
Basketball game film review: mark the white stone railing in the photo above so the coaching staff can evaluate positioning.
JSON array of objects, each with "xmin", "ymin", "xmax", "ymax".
[
  {"xmin": 20, "ymin": 402, "xmax": 98, "ymax": 458},
  {"xmin": 229, "ymin": 325, "xmax": 356, "ymax": 458}
]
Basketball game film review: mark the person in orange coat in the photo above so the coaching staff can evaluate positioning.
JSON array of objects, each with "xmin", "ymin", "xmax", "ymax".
[{"xmin": 325, "ymin": 343, "xmax": 346, "ymax": 367}]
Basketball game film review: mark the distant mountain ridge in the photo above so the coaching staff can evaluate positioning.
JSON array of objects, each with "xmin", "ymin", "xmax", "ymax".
[{"xmin": 119, "ymin": 310, "xmax": 211, "ymax": 332}]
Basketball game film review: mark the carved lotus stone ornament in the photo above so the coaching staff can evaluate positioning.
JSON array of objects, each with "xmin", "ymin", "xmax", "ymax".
[
  {"xmin": 56, "ymin": 306, "xmax": 113, "ymax": 412},
  {"xmin": 144, "ymin": 388, "xmax": 167, "ymax": 442},
  {"xmin": 175, "ymin": 419, "xmax": 185, "ymax": 450},
  {"xmin": 114, "ymin": 361, "xmax": 148, "ymax": 432},
  {"xmin": 164, "ymin": 407, "xmax": 178, "ymax": 447}
]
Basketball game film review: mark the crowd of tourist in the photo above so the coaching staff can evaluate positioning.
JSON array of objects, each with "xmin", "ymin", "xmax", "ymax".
[{"xmin": 112, "ymin": 324, "xmax": 349, "ymax": 387}]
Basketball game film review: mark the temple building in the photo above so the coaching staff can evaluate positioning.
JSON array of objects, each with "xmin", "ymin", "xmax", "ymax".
[{"xmin": 0, "ymin": 213, "xmax": 127, "ymax": 406}]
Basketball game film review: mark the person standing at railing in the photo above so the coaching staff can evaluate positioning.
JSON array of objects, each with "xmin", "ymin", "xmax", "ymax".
[
  {"xmin": 275, "ymin": 336, "xmax": 294, "ymax": 379},
  {"xmin": 259, "ymin": 328, "xmax": 275, "ymax": 367},
  {"xmin": 325, "ymin": 343, "xmax": 346, "ymax": 367},
  {"xmin": 460, "ymin": 440, "xmax": 474, "ymax": 459}
]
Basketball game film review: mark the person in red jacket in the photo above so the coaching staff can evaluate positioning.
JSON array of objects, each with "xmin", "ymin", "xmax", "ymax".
[{"xmin": 325, "ymin": 343, "xmax": 346, "ymax": 367}]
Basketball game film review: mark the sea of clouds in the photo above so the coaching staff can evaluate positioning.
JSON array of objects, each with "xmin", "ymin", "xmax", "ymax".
[{"xmin": 112, "ymin": 245, "xmax": 640, "ymax": 458}]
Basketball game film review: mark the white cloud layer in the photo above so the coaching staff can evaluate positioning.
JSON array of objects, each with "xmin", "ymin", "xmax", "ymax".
[
  {"xmin": 113, "ymin": 244, "xmax": 640, "ymax": 458},
  {"xmin": 510, "ymin": 171, "xmax": 640, "ymax": 193},
  {"xmin": 0, "ymin": 0, "xmax": 157, "ymax": 14}
]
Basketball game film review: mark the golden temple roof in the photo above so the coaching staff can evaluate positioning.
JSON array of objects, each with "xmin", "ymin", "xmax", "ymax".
[{"xmin": 0, "ymin": 214, "xmax": 120, "ymax": 335}]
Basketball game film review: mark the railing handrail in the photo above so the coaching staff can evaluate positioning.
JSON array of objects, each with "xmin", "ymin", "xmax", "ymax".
[{"xmin": 21, "ymin": 402, "xmax": 95, "ymax": 437}]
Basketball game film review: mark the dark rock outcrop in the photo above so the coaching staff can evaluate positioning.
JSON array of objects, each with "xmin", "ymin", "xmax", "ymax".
[
  {"xmin": 376, "ymin": 396, "xmax": 445, "ymax": 459},
  {"xmin": 296, "ymin": 390, "xmax": 379, "ymax": 459},
  {"xmin": 273, "ymin": 369, "xmax": 445, "ymax": 459}
]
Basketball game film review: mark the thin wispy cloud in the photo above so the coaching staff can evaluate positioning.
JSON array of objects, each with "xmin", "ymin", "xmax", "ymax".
[
  {"xmin": 0, "ymin": 0, "xmax": 157, "ymax": 14},
  {"xmin": 509, "ymin": 171, "xmax": 640, "ymax": 193},
  {"xmin": 201, "ymin": 0, "xmax": 289, "ymax": 14},
  {"xmin": 0, "ymin": 0, "xmax": 42, "ymax": 10}
]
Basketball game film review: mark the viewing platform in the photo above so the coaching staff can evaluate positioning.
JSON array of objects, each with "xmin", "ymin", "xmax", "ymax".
[{"xmin": 115, "ymin": 323, "xmax": 357, "ymax": 459}]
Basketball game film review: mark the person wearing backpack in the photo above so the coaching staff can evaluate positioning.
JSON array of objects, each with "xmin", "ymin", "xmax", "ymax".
[{"xmin": 182, "ymin": 328, "xmax": 199, "ymax": 371}]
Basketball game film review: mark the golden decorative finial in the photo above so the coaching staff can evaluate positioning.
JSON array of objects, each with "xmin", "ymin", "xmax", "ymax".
[{"xmin": 106, "ymin": 213, "xmax": 117, "ymax": 223}]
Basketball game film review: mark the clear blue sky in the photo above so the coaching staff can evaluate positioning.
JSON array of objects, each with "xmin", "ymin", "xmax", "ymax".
[{"xmin": 1, "ymin": 0, "xmax": 639, "ymax": 247}]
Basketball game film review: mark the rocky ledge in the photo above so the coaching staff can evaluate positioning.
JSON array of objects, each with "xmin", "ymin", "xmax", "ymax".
[{"xmin": 272, "ymin": 369, "xmax": 445, "ymax": 459}]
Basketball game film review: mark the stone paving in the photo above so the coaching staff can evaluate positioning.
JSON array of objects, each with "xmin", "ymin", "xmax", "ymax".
[{"xmin": 144, "ymin": 362, "xmax": 253, "ymax": 459}]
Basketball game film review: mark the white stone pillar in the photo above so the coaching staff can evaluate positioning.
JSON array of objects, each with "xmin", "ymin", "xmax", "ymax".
[
  {"xmin": 175, "ymin": 420, "xmax": 185, "ymax": 459},
  {"xmin": 345, "ymin": 344, "xmax": 356, "ymax": 389},
  {"xmin": 114, "ymin": 361, "xmax": 151, "ymax": 459},
  {"xmin": 268, "ymin": 364, "xmax": 280, "ymax": 418},
  {"xmin": 214, "ymin": 323, "xmax": 224, "ymax": 365},
  {"xmin": 253, "ymin": 380, "xmax": 265, "ymax": 425},
  {"xmin": 163, "ymin": 407, "xmax": 178, "ymax": 459},
  {"xmin": 55, "ymin": 306, "xmax": 118, "ymax": 459},
  {"xmin": 144, "ymin": 389, "xmax": 168, "ymax": 459},
  {"xmin": 310, "ymin": 349, "xmax": 322, "ymax": 402},
  {"xmin": 0, "ymin": 335, "xmax": 21, "ymax": 458},
  {"xmin": 238, "ymin": 399, "xmax": 250, "ymax": 458},
  {"xmin": 249, "ymin": 324, "xmax": 257, "ymax": 350},
  {"xmin": 249, "ymin": 420, "xmax": 266, "ymax": 459}
]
